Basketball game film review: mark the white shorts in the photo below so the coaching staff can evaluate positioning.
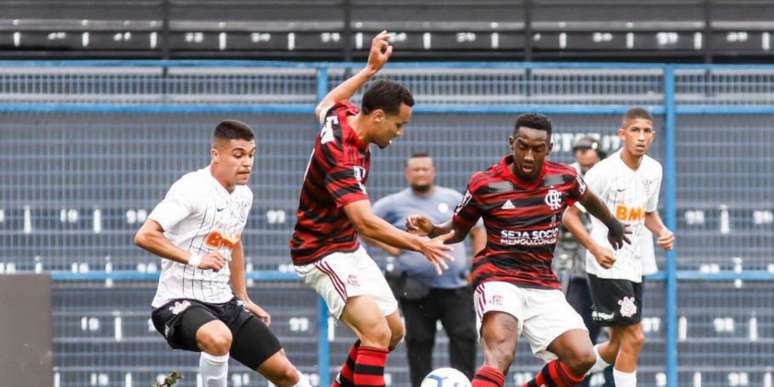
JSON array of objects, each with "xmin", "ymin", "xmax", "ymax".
[
  {"xmin": 294, "ymin": 246, "xmax": 398, "ymax": 319},
  {"xmin": 474, "ymin": 281, "xmax": 587, "ymax": 362}
]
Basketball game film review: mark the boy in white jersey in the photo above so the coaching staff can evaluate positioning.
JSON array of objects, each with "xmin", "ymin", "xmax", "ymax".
[
  {"xmin": 563, "ymin": 108, "xmax": 675, "ymax": 387},
  {"xmin": 135, "ymin": 120, "xmax": 309, "ymax": 387}
]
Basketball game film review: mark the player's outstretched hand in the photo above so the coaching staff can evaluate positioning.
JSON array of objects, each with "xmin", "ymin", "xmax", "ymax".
[
  {"xmin": 198, "ymin": 252, "xmax": 227, "ymax": 272},
  {"xmin": 366, "ymin": 30, "xmax": 393, "ymax": 74},
  {"xmin": 405, "ymin": 215, "xmax": 433, "ymax": 236},
  {"xmin": 244, "ymin": 301, "xmax": 271, "ymax": 326},
  {"xmin": 657, "ymin": 227, "xmax": 674, "ymax": 251},
  {"xmin": 607, "ymin": 221, "xmax": 632, "ymax": 250},
  {"xmin": 418, "ymin": 231, "xmax": 455, "ymax": 275},
  {"xmin": 591, "ymin": 245, "xmax": 617, "ymax": 269}
]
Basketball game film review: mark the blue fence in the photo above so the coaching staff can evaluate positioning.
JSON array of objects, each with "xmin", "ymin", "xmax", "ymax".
[{"xmin": 2, "ymin": 61, "xmax": 774, "ymax": 387}]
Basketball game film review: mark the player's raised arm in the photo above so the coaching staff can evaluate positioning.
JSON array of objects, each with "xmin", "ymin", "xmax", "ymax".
[
  {"xmin": 343, "ymin": 200, "xmax": 454, "ymax": 275},
  {"xmin": 314, "ymin": 31, "xmax": 393, "ymax": 121},
  {"xmin": 578, "ymin": 191, "xmax": 631, "ymax": 250}
]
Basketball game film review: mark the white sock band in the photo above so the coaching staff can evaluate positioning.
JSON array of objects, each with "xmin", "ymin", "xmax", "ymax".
[
  {"xmin": 613, "ymin": 369, "xmax": 637, "ymax": 387},
  {"xmin": 200, "ymin": 352, "xmax": 229, "ymax": 387},
  {"xmin": 587, "ymin": 344, "xmax": 612, "ymax": 374}
]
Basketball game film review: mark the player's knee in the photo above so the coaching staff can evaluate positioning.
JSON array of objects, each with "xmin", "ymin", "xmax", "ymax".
[
  {"xmin": 270, "ymin": 366, "xmax": 300, "ymax": 387},
  {"xmin": 360, "ymin": 320, "xmax": 392, "ymax": 348},
  {"xmin": 623, "ymin": 325, "xmax": 645, "ymax": 349},
  {"xmin": 389, "ymin": 323, "xmax": 405, "ymax": 348},
  {"xmin": 198, "ymin": 329, "xmax": 232, "ymax": 355},
  {"xmin": 564, "ymin": 345, "xmax": 596, "ymax": 374}
]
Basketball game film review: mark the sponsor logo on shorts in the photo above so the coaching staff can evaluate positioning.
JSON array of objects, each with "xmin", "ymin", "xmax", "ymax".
[
  {"xmin": 618, "ymin": 296, "xmax": 638, "ymax": 318},
  {"xmin": 347, "ymin": 274, "xmax": 360, "ymax": 287},
  {"xmin": 490, "ymin": 294, "xmax": 503, "ymax": 306},
  {"xmin": 593, "ymin": 310, "xmax": 615, "ymax": 321},
  {"xmin": 169, "ymin": 300, "xmax": 191, "ymax": 315}
]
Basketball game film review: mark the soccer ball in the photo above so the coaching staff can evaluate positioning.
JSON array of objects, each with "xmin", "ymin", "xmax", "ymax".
[{"xmin": 420, "ymin": 367, "xmax": 471, "ymax": 387}]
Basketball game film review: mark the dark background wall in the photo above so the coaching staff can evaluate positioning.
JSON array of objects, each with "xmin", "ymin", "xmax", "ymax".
[{"xmin": 1, "ymin": 0, "xmax": 773, "ymax": 62}]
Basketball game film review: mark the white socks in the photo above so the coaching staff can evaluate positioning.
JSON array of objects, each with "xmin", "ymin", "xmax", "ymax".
[
  {"xmin": 587, "ymin": 344, "xmax": 612, "ymax": 374},
  {"xmin": 613, "ymin": 369, "xmax": 637, "ymax": 387},
  {"xmin": 294, "ymin": 371, "xmax": 312, "ymax": 387},
  {"xmin": 200, "ymin": 352, "xmax": 229, "ymax": 387}
]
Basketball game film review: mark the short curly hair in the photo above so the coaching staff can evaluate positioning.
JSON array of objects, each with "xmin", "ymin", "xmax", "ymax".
[{"xmin": 513, "ymin": 113, "xmax": 552, "ymax": 138}]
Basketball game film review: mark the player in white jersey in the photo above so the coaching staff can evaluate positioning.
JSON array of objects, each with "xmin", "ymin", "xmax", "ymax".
[
  {"xmin": 563, "ymin": 108, "xmax": 674, "ymax": 387},
  {"xmin": 135, "ymin": 120, "xmax": 309, "ymax": 387}
]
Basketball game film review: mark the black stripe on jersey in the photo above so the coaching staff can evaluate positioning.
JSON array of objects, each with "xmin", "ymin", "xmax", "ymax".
[
  {"xmin": 487, "ymin": 213, "xmax": 556, "ymax": 228},
  {"xmin": 543, "ymin": 174, "xmax": 566, "ymax": 187},
  {"xmin": 331, "ymin": 185, "xmax": 363, "ymax": 200},
  {"xmin": 476, "ymin": 196, "xmax": 547, "ymax": 212},
  {"xmin": 333, "ymin": 122, "xmax": 343, "ymax": 144},
  {"xmin": 294, "ymin": 223, "xmax": 328, "ymax": 237},
  {"xmin": 471, "ymin": 254, "xmax": 550, "ymax": 272},
  {"xmin": 320, "ymin": 142, "xmax": 338, "ymax": 167},
  {"xmin": 478, "ymin": 181, "xmax": 515, "ymax": 195},
  {"xmin": 300, "ymin": 210, "xmax": 341, "ymax": 224},
  {"xmin": 327, "ymin": 169, "xmax": 355, "ymax": 181}
]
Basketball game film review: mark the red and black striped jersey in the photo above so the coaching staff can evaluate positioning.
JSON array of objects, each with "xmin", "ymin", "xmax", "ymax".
[
  {"xmin": 453, "ymin": 155, "xmax": 587, "ymax": 289},
  {"xmin": 290, "ymin": 102, "xmax": 371, "ymax": 265}
]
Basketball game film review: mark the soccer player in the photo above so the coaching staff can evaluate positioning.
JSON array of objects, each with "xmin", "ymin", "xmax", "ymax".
[
  {"xmin": 563, "ymin": 108, "xmax": 674, "ymax": 387},
  {"xmin": 406, "ymin": 113, "xmax": 630, "ymax": 387},
  {"xmin": 289, "ymin": 31, "xmax": 453, "ymax": 387},
  {"xmin": 135, "ymin": 120, "xmax": 308, "ymax": 387}
]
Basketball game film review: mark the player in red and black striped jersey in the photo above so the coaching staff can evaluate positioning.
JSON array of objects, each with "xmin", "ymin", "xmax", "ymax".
[
  {"xmin": 290, "ymin": 31, "xmax": 454, "ymax": 387},
  {"xmin": 407, "ymin": 114, "xmax": 630, "ymax": 387}
]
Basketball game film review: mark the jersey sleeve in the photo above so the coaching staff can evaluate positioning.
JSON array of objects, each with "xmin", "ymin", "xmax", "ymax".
[
  {"xmin": 646, "ymin": 165, "xmax": 663, "ymax": 212},
  {"xmin": 321, "ymin": 144, "xmax": 369, "ymax": 208},
  {"xmin": 582, "ymin": 162, "xmax": 609, "ymax": 199},
  {"xmin": 565, "ymin": 169, "xmax": 589, "ymax": 206},
  {"xmin": 452, "ymin": 177, "xmax": 484, "ymax": 232},
  {"xmin": 148, "ymin": 179, "xmax": 196, "ymax": 231}
]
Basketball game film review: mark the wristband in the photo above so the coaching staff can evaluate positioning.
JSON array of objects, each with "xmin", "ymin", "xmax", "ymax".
[{"xmin": 187, "ymin": 253, "xmax": 202, "ymax": 268}]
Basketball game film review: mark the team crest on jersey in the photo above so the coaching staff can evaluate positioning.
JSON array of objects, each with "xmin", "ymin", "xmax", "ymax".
[
  {"xmin": 618, "ymin": 296, "xmax": 637, "ymax": 318},
  {"xmin": 544, "ymin": 189, "xmax": 563, "ymax": 211}
]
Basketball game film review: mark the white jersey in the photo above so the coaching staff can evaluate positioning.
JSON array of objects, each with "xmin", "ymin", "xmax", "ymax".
[
  {"xmin": 584, "ymin": 150, "xmax": 662, "ymax": 282},
  {"xmin": 148, "ymin": 166, "xmax": 252, "ymax": 307}
]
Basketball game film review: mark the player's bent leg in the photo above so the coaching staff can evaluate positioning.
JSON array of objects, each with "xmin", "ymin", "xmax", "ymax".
[
  {"xmin": 615, "ymin": 322, "xmax": 644, "ymax": 372},
  {"xmin": 255, "ymin": 350, "xmax": 311, "ymax": 387},
  {"xmin": 519, "ymin": 329, "xmax": 592, "ymax": 387},
  {"xmin": 472, "ymin": 312, "xmax": 518, "ymax": 387},
  {"xmin": 194, "ymin": 320, "xmax": 233, "ymax": 387},
  {"xmin": 341, "ymin": 295, "xmax": 392, "ymax": 386},
  {"xmin": 196, "ymin": 320, "xmax": 233, "ymax": 355},
  {"xmin": 547, "ymin": 329, "xmax": 596, "ymax": 374},
  {"xmin": 385, "ymin": 310, "xmax": 405, "ymax": 350},
  {"xmin": 341, "ymin": 295, "xmax": 392, "ymax": 348},
  {"xmin": 227, "ymin": 313, "xmax": 308, "ymax": 386}
]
